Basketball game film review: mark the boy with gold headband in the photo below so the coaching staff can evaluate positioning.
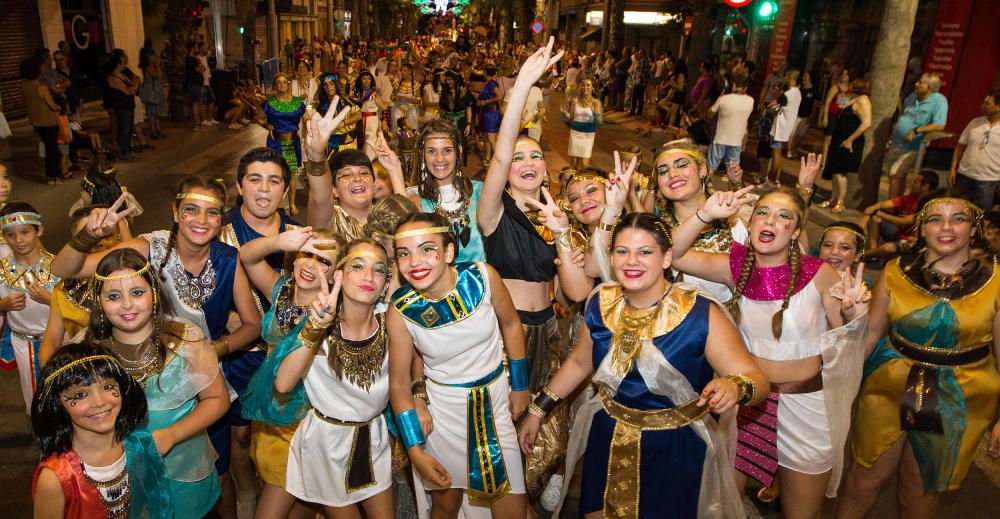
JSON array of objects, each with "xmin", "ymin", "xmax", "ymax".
[{"xmin": 0, "ymin": 202, "xmax": 60, "ymax": 413}]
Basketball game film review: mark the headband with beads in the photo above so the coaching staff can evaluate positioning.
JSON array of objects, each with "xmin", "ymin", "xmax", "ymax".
[
  {"xmin": 39, "ymin": 354, "xmax": 127, "ymax": 401},
  {"xmin": 822, "ymin": 226, "xmax": 868, "ymax": 252},
  {"xmin": 915, "ymin": 197, "xmax": 985, "ymax": 235},
  {"xmin": 1, "ymin": 212, "xmax": 42, "ymax": 229},
  {"xmin": 90, "ymin": 262, "xmax": 158, "ymax": 314}
]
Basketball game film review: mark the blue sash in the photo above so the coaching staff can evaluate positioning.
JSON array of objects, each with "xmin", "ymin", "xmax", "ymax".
[{"xmin": 436, "ymin": 363, "xmax": 511, "ymax": 503}]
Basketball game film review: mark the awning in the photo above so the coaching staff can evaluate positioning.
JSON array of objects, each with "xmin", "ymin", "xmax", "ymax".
[{"xmin": 580, "ymin": 27, "xmax": 602, "ymax": 41}]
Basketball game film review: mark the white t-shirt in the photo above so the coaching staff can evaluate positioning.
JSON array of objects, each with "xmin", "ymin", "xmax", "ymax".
[
  {"xmin": 771, "ymin": 86, "xmax": 802, "ymax": 143},
  {"xmin": 710, "ymin": 93, "xmax": 755, "ymax": 147},
  {"xmin": 957, "ymin": 116, "xmax": 1000, "ymax": 181}
]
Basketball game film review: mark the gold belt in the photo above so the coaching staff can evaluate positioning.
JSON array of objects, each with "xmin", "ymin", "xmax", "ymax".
[
  {"xmin": 311, "ymin": 407, "xmax": 370, "ymax": 427},
  {"xmin": 599, "ymin": 385, "xmax": 708, "ymax": 518},
  {"xmin": 11, "ymin": 331, "xmax": 43, "ymax": 341},
  {"xmin": 599, "ymin": 385, "xmax": 708, "ymax": 430},
  {"xmin": 310, "ymin": 408, "xmax": 377, "ymax": 493}
]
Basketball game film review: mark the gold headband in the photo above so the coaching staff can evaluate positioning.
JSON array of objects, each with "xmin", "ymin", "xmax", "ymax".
[
  {"xmin": 336, "ymin": 250, "xmax": 388, "ymax": 269},
  {"xmin": 176, "ymin": 193, "xmax": 224, "ymax": 207},
  {"xmin": 653, "ymin": 147, "xmax": 705, "ymax": 166},
  {"xmin": 915, "ymin": 197, "xmax": 985, "ymax": 233},
  {"xmin": 1, "ymin": 212, "xmax": 42, "ymax": 229},
  {"xmin": 823, "ymin": 226, "xmax": 867, "ymax": 246},
  {"xmin": 567, "ymin": 173, "xmax": 608, "ymax": 186},
  {"xmin": 82, "ymin": 176, "xmax": 96, "ymax": 189},
  {"xmin": 43, "ymin": 355, "xmax": 121, "ymax": 386},
  {"xmin": 393, "ymin": 226, "xmax": 451, "ymax": 240},
  {"xmin": 94, "ymin": 262, "xmax": 152, "ymax": 282}
]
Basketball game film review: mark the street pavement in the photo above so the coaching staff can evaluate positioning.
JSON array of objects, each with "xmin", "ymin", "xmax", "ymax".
[{"xmin": 1, "ymin": 96, "xmax": 997, "ymax": 517}]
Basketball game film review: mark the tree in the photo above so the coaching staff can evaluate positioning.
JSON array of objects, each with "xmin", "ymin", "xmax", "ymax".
[{"xmin": 854, "ymin": 0, "xmax": 920, "ymax": 208}]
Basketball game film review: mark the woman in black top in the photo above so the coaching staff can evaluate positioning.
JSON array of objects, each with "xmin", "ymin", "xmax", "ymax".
[{"xmin": 478, "ymin": 38, "xmax": 591, "ymax": 505}]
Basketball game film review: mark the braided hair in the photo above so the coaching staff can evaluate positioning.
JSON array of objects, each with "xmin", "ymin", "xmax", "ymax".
[
  {"xmin": 159, "ymin": 176, "xmax": 228, "ymax": 283},
  {"xmin": 726, "ymin": 187, "xmax": 807, "ymax": 340}
]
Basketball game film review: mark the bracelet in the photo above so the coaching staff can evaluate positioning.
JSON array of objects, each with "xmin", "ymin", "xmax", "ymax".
[
  {"xmin": 725, "ymin": 374, "xmax": 758, "ymax": 406},
  {"xmin": 508, "ymin": 357, "xmax": 530, "ymax": 392},
  {"xmin": 410, "ymin": 377, "xmax": 429, "ymax": 403},
  {"xmin": 297, "ymin": 318, "xmax": 329, "ymax": 349},
  {"xmin": 695, "ymin": 211, "xmax": 711, "ymax": 225},
  {"xmin": 305, "ymin": 160, "xmax": 327, "ymax": 177},
  {"xmin": 212, "ymin": 337, "xmax": 230, "ymax": 357},
  {"xmin": 395, "ymin": 409, "xmax": 426, "ymax": 449},
  {"xmin": 553, "ymin": 228, "xmax": 574, "ymax": 254},
  {"xmin": 597, "ymin": 219, "xmax": 617, "ymax": 232},
  {"xmin": 68, "ymin": 228, "xmax": 104, "ymax": 253},
  {"xmin": 529, "ymin": 385, "xmax": 563, "ymax": 418},
  {"xmin": 795, "ymin": 182, "xmax": 814, "ymax": 198}
]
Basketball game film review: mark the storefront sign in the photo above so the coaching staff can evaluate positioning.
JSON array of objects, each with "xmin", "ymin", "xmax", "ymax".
[{"xmin": 921, "ymin": 0, "xmax": 973, "ymax": 97}]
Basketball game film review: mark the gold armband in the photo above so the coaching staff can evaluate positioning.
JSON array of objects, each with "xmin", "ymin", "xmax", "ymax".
[
  {"xmin": 553, "ymin": 228, "xmax": 574, "ymax": 254},
  {"xmin": 298, "ymin": 316, "xmax": 330, "ymax": 349},
  {"xmin": 305, "ymin": 160, "xmax": 327, "ymax": 177}
]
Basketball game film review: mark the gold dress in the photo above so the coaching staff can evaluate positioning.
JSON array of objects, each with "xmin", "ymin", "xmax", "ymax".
[{"xmin": 852, "ymin": 255, "xmax": 1000, "ymax": 491}]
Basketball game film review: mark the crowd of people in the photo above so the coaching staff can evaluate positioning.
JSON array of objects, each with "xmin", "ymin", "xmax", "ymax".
[{"xmin": 4, "ymin": 19, "xmax": 1000, "ymax": 519}]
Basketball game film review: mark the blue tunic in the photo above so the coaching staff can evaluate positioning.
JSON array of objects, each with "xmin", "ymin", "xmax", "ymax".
[{"xmin": 580, "ymin": 291, "xmax": 714, "ymax": 518}]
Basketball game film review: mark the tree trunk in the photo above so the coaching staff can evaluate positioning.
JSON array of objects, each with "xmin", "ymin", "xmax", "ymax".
[
  {"xmin": 854, "ymin": 0, "xmax": 919, "ymax": 208},
  {"xmin": 608, "ymin": 0, "xmax": 623, "ymax": 51},
  {"xmin": 600, "ymin": 0, "xmax": 610, "ymax": 51},
  {"xmin": 686, "ymin": 5, "xmax": 714, "ymax": 66},
  {"xmin": 237, "ymin": 0, "xmax": 257, "ymax": 80}
]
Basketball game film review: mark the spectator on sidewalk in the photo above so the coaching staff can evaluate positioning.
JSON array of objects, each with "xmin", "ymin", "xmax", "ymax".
[
  {"xmin": 947, "ymin": 90, "xmax": 1000, "ymax": 211},
  {"xmin": 884, "ymin": 72, "xmax": 948, "ymax": 199},
  {"xmin": 139, "ymin": 50, "xmax": 164, "ymax": 140},
  {"xmin": 820, "ymin": 69, "xmax": 851, "ymax": 165},
  {"xmin": 820, "ymin": 78, "xmax": 872, "ymax": 213},
  {"xmin": 859, "ymin": 168, "xmax": 937, "ymax": 258},
  {"xmin": 687, "ymin": 61, "xmax": 715, "ymax": 117},
  {"xmin": 707, "ymin": 75, "xmax": 754, "ymax": 173},
  {"xmin": 52, "ymin": 51, "xmax": 79, "ymax": 116},
  {"xmin": 106, "ymin": 53, "xmax": 137, "ymax": 161},
  {"xmin": 20, "ymin": 58, "xmax": 65, "ymax": 183},
  {"xmin": 765, "ymin": 68, "xmax": 802, "ymax": 185},
  {"xmin": 284, "ymin": 39, "xmax": 294, "ymax": 70},
  {"xmin": 787, "ymin": 71, "xmax": 816, "ymax": 160},
  {"xmin": 628, "ymin": 48, "xmax": 648, "ymax": 116}
]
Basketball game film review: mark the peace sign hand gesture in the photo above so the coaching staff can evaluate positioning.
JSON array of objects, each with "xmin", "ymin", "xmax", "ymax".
[
  {"xmin": 87, "ymin": 193, "xmax": 138, "ymax": 238},
  {"xmin": 309, "ymin": 270, "xmax": 342, "ymax": 328},
  {"xmin": 839, "ymin": 263, "xmax": 871, "ymax": 319},
  {"xmin": 304, "ymin": 95, "xmax": 351, "ymax": 162},
  {"xmin": 374, "ymin": 130, "xmax": 403, "ymax": 176},
  {"xmin": 605, "ymin": 150, "xmax": 637, "ymax": 214},
  {"xmin": 699, "ymin": 185, "xmax": 755, "ymax": 223},
  {"xmin": 523, "ymin": 187, "xmax": 570, "ymax": 232},
  {"xmin": 515, "ymin": 37, "xmax": 564, "ymax": 89}
]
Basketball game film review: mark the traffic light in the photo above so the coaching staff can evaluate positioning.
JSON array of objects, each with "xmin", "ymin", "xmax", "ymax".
[
  {"xmin": 238, "ymin": 26, "xmax": 245, "ymax": 35},
  {"xmin": 758, "ymin": 1, "xmax": 778, "ymax": 18}
]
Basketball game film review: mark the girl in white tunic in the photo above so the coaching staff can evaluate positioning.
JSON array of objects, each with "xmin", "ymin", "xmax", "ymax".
[
  {"xmin": 670, "ymin": 186, "xmax": 871, "ymax": 519},
  {"xmin": 272, "ymin": 237, "xmax": 395, "ymax": 515},
  {"xmin": 387, "ymin": 213, "xmax": 529, "ymax": 519}
]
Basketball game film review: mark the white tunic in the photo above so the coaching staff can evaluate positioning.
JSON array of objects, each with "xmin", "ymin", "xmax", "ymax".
[{"xmin": 286, "ymin": 321, "xmax": 392, "ymax": 507}]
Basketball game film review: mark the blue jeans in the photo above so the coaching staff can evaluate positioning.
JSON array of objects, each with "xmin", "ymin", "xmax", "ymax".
[
  {"xmin": 955, "ymin": 173, "xmax": 998, "ymax": 211},
  {"xmin": 708, "ymin": 143, "xmax": 741, "ymax": 172}
]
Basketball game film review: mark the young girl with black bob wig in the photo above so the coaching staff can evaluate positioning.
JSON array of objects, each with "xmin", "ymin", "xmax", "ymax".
[{"xmin": 31, "ymin": 342, "xmax": 173, "ymax": 518}]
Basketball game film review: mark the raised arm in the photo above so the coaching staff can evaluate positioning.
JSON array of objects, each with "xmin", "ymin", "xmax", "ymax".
[
  {"xmin": 478, "ymin": 38, "xmax": 564, "ymax": 236},
  {"xmin": 275, "ymin": 271, "xmax": 340, "ymax": 393},
  {"xmin": 302, "ymin": 96, "xmax": 351, "ymax": 228},
  {"xmin": 52, "ymin": 196, "xmax": 144, "ymax": 279},
  {"xmin": 669, "ymin": 187, "xmax": 752, "ymax": 285}
]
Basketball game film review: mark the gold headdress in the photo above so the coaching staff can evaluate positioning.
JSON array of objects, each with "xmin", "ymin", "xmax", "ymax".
[
  {"xmin": 393, "ymin": 226, "xmax": 451, "ymax": 240},
  {"xmin": 915, "ymin": 197, "xmax": 985, "ymax": 236},
  {"xmin": 176, "ymin": 193, "xmax": 225, "ymax": 207},
  {"xmin": 822, "ymin": 226, "xmax": 868, "ymax": 253}
]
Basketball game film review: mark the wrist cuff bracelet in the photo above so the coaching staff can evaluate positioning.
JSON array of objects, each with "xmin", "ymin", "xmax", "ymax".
[
  {"xmin": 305, "ymin": 160, "xmax": 327, "ymax": 177},
  {"xmin": 396, "ymin": 409, "xmax": 426, "ymax": 449},
  {"xmin": 509, "ymin": 357, "xmax": 529, "ymax": 392},
  {"xmin": 726, "ymin": 374, "xmax": 757, "ymax": 406},
  {"xmin": 69, "ymin": 228, "xmax": 104, "ymax": 253},
  {"xmin": 530, "ymin": 385, "xmax": 562, "ymax": 417}
]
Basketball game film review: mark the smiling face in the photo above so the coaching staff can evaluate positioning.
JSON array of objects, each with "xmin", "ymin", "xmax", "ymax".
[
  {"xmin": 1, "ymin": 223, "xmax": 41, "ymax": 258},
  {"xmin": 565, "ymin": 177, "xmax": 606, "ymax": 226},
  {"xmin": 99, "ymin": 271, "xmax": 155, "ymax": 336},
  {"xmin": 60, "ymin": 377, "xmax": 122, "ymax": 437},
  {"xmin": 655, "ymin": 150, "xmax": 707, "ymax": 203},
  {"xmin": 819, "ymin": 229, "xmax": 860, "ymax": 272},
  {"xmin": 921, "ymin": 200, "xmax": 976, "ymax": 258},
  {"xmin": 172, "ymin": 188, "xmax": 224, "ymax": 246},
  {"xmin": 274, "ymin": 75, "xmax": 291, "ymax": 94},
  {"xmin": 394, "ymin": 225, "xmax": 455, "ymax": 292},
  {"xmin": 239, "ymin": 161, "xmax": 288, "ymax": 220},
  {"xmin": 611, "ymin": 228, "xmax": 672, "ymax": 292},
  {"xmin": 333, "ymin": 165, "xmax": 375, "ymax": 211},
  {"xmin": 748, "ymin": 192, "xmax": 803, "ymax": 257},
  {"xmin": 580, "ymin": 79, "xmax": 594, "ymax": 96},
  {"xmin": 339, "ymin": 243, "xmax": 390, "ymax": 305},
  {"xmin": 509, "ymin": 139, "xmax": 547, "ymax": 193},
  {"xmin": 293, "ymin": 249, "xmax": 335, "ymax": 290},
  {"xmin": 322, "ymin": 78, "xmax": 337, "ymax": 96},
  {"xmin": 423, "ymin": 134, "xmax": 458, "ymax": 186},
  {"xmin": 296, "ymin": 61, "xmax": 310, "ymax": 77}
]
